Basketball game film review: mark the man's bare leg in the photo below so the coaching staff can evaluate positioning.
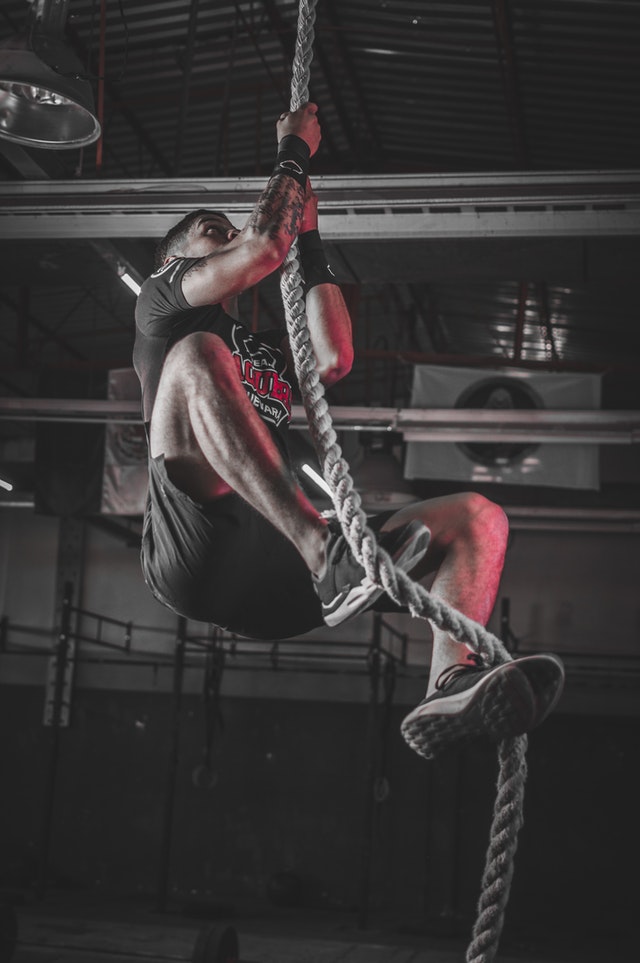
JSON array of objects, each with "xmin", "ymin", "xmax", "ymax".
[
  {"xmin": 382, "ymin": 492, "xmax": 508, "ymax": 693},
  {"xmin": 382, "ymin": 495, "xmax": 565, "ymax": 754},
  {"xmin": 149, "ymin": 332, "xmax": 428, "ymax": 620},
  {"xmin": 150, "ymin": 331, "xmax": 329, "ymax": 576}
]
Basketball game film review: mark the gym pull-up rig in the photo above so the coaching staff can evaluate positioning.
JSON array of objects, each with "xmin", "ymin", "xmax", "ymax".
[{"xmin": 0, "ymin": 584, "xmax": 418, "ymax": 934}]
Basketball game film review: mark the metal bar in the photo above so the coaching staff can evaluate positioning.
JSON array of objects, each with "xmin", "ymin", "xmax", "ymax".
[
  {"xmin": 500, "ymin": 597, "xmax": 519, "ymax": 653},
  {"xmin": 400, "ymin": 428, "xmax": 636, "ymax": 443},
  {"xmin": 358, "ymin": 615, "xmax": 381, "ymax": 930},
  {"xmin": 156, "ymin": 616, "xmax": 187, "ymax": 913},
  {"xmin": 17, "ymin": 285, "xmax": 29, "ymax": 367},
  {"xmin": 513, "ymin": 280, "xmax": 528, "ymax": 361},
  {"xmin": 65, "ymin": 26, "xmax": 174, "ymax": 178},
  {"xmin": 0, "ymin": 168, "xmax": 640, "ymax": 200},
  {"xmin": 491, "ymin": 0, "xmax": 529, "ymax": 166},
  {"xmin": 4, "ymin": 646, "xmax": 640, "ymax": 674},
  {"xmin": 407, "ymin": 284, "xmax": 447, "ymax": 353},
  {"xmin": 36, "ymin": 581, "xmax": 74, "ymax": 901},
  {"xmin": 535, "ymin": 281, "xmax": 559, "ymax": 362},
  {"xmin": 1, "ymin": 206, "xmax": 635, "ymax": 241},
  {"xmin": 323, "ymin": 0, "xmax": 383, "ymax": 159},
  {"xmin": 71, "ymin": 606, "xmax": 139, "ymax": 631},
  {"xmin": 173, "ymin": 0, "xmax": 201, "ymax": 176},
  {"xmin": 1, "ymin": 172, "xmax": 638, "ymax": 238},
  {"xmin": 0, "ymin": 398, "xmax": 638, "ymax": 442},
  {"xmin": 215, "ymin": 14, "xmax": 239, "ymax": 178},
  {"xmin": 95, "ymin": 0, "xmax": 106, "ymax": 174},
  {"xmin": 358, "ymin": 349, "xmax": 640, "ymax": 374}
]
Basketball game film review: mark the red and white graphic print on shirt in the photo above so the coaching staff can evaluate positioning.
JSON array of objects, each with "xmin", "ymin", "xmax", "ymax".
[{"xmin": 231, "ymin": 324, "xmax": 292, "ymax": 428}]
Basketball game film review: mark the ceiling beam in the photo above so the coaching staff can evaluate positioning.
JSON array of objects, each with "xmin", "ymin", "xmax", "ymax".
[
  {"xmin": 1, "ymin": 172, "xmax": 638, "ymax": 239},
  {"xmin": 0, "ymin": 398, "xmax": 638, "ymax": 444}
]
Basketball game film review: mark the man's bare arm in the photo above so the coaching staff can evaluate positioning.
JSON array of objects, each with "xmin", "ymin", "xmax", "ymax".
[
  {"xmin": 182, "ymin": 105, "xmax": 321, "ymax": 307},
  {"xmin": 283, "ymin": 182, "xmax": 353, "ymax": 387}
]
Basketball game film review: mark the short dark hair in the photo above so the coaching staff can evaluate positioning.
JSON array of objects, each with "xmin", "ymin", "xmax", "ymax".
[{"xmin": 154, "ymin": 209, "xmax": 227, "ymax": 269}]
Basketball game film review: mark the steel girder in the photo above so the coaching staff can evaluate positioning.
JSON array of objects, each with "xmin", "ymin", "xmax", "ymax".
[{"xmin": 0, "ymin": 171, "xmax": 639, "ymax": 239}]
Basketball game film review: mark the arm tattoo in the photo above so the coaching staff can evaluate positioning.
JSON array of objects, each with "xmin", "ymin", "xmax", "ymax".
[{"xmin": 247, "ymin": 174, "xmax": 305, "ymax": 241}]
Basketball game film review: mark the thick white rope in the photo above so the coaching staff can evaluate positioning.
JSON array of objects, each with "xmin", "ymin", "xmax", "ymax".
[{"xmin": 279, "ymin": 2, "xmax": 527, "ymax": 960}]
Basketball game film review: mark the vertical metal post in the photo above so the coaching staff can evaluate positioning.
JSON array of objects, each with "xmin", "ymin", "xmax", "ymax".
[
  {"xmin": 251, "ymin": 286, "xmax": 260, "ymax": 333},
  {"xmin": 500, "ymin": 596, "xmax": 511, "ymax": 643},
  {"xmin": 357, "ymin": 614, "xmax": 382, "ymax": 929},
  {"xmin": 173, "ymin": 0, "xmax": 201, "ymax": 176},
  {"xmin": 18, "ymin": 286, "xmax": 29, "ymax": 368},
  {"xmin": 255, "ymin": 86, "xmax": 263, "ymax": 175},
  {"xmin": 364, "ymin": 295, "xmax": 373, "ymax": 406},
  {"xmin": 214, "ymin": 15, "xmax": 238, "ymax": 177},
  {"xmin": 513, "ymin": 280, "xmax": 528, "ymax": 361},
  {"xmin": 36, "ymin": 516, "xmax": 85, "ymax": 901},
  {"xmin": 36, "ymin": 581, "xmax": 74, "ymax": 900},
  {"xmin": 500, "ymin": 596, "xmax": 519, "ymax": 653},
  {"xmin": 425, "ymin": 757, "xmax": 461, "ymax": 930},
  {"xmin": 156, "ymin": 616, "xmax": 187, "ymax": 913}
]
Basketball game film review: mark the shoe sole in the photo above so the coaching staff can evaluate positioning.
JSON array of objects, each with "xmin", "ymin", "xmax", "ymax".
[
  {"xmin": 401, "ymin": 654, "xmax": 564, "ymax": 760},
  {"xmin": 322, "ymin": 521, "xmax": 429, "ymax": 627}
]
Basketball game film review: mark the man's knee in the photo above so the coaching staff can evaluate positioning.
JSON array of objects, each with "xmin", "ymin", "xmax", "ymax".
[
  {"xmin": 160, "ymin": 332, "xmax": 236, "ymax": 406},
  {"xmin": 457, "ymin": 492, "xmax": 509, "ymax": 548},
  {"xmin": 164, "ymin": 331, "xmax": 229, "ymax": 377}
]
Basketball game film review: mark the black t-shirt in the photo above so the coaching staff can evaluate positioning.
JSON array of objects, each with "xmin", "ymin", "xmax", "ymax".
[{"xmin": 133, "ymin": 257, "xmax": 294, "ymax": 452}]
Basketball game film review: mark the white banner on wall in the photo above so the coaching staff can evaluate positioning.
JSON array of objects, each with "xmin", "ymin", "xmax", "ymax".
[
  {"xmin": 101, "ymin": 368, "xmax": 148, "ymax": 515},
  {"xmin": 404, "ymin": 365, "xmax": 601, "ymax": 489}
]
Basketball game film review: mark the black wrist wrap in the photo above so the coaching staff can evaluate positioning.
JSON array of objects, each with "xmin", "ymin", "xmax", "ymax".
[
  {"xmin": 298, "ymin": 229, "xmax": 338, "ymax": 290},
  {"xmin": 273, "ymin": 134, "xmax": 310, "ymax": 188}
]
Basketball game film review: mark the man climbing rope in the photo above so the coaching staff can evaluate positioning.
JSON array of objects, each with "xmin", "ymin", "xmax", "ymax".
[{"xmin": 133, "ymin": 103, "xmax": 564, "ymax": 755}]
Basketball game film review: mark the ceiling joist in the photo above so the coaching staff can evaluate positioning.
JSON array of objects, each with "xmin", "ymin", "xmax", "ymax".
[{"xmin": 0, "ymin": 171, "xmax": 638, "ymax": 239}]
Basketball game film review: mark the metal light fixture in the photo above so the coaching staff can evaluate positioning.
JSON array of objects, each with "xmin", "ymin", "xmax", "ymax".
[{"xmin": 0, "ymin": 0, "xmax": 100, "ymax": 150}]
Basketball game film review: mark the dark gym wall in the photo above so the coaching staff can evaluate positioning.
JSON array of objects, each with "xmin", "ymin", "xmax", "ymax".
[
  {"xmin": 0, "ymin": 507, "xmax": 638, "ymax": 948},
  {"xmin": 0, "ymin": 683, "xmax": 635, "ymax": 940}
]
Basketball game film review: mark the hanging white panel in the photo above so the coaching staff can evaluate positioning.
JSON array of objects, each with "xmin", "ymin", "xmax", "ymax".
[
  {"xmin": 101, "ymin": 369, "xmax": 148, "ymax": 515},
  {"xmin": 404, "ymin": 365, "xmax": 601, "ymax": 489}
]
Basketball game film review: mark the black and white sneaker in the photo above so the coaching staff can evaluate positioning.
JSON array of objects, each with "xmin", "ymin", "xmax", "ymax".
[
  {"xmin": 401, "ymin": 652, "xmax": 565, "ymax": 760},
  {"xmin": 314, "ymin": 519, "xmax": 430, "ymax": 627}
]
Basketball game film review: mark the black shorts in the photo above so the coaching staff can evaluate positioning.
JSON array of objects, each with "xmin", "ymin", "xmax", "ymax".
[{"xmin": 141, "ymin": 455, "xmax": 405, "ymax": 640}]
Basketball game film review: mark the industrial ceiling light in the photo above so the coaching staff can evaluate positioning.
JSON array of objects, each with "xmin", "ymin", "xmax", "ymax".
[{"xmin": 0, "ymin": 0, "xmax": 100, "ymax": 150}]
